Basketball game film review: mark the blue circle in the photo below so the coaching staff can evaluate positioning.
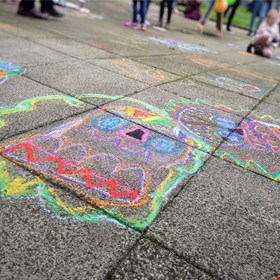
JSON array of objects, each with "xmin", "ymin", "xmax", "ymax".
[
  {"xmin": 144, "ymin": 136, "xmax": 184, "ymax": 154},
  {"xmin": 92, "ymin": 113, "xmax": 130, "ymax": 132}
]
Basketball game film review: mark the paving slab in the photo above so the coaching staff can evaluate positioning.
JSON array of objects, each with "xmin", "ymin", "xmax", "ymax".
[
  {"xmin": 88, "ymin": 58, "xmax": 180, "ymax": 85},
  {"xmin": 0, "ymin": 109, "xmax": 209, "ymax": 229},
  {"xmin": 0, "ymin": 74, "xmax": 93, "ymax": 140},
  {"xmin": 30, "ymin": 37, "xmax": 118, "ymax": 60},
  {"xmin": 1, "ymin": 37, "xmax": 75, "ymax": 67},
  {"xmin": 157, "ymin": 78, "xmax": 258, "ymax": 111},
  {"xmin": 192, "ymin": 66, "xmax": 277, "ymax": 100},
  {"xmin": 112, "ymin": 239, "xmax": 214, "ymax": 280},
  {"xmin": 98, "ymin": 90, "xmax": 247, "ymax": 153},
  {"xmin": 264, "ymin": 83, "xmax": 280, "ymax": 105},
  {"xmin": 147, "ymin": 157, "xmax": 280, "ymax": 280},
  {"xmin": 0, "ymin": 157, "xmax": 139, "ymax": 280},
  {"xmin": 24, "ymin": 60, "xmax": 148, "ymax": 103}
]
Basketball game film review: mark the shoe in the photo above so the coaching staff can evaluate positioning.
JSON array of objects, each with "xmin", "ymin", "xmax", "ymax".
[
  {"xmin": 197, "ymin": 23, "xmax": 205, "ymax": 34},
  {"xmin": 225, "ymin": 28, "xmax": 234, "ymax": 34},
  {"xmin": 247, "ymin": 31, "xmax": 252, "ymax": 36},
  {"xmin": 246, "ymin": 44, "xmax": 253, "ymax": 53},
  {"xmin": 141, "ymin": 23, "xmax": 146, "ymax": 31},
  {"xmin": 17, "ymin": 7, "xmax": 49, "ymax": 19},
  {"xmin": 153, "ymin": 25, "xmax": 166, "ymax": 31},
  {"xmin": 124, "ymin": 21, "xmax": 138, "ymax": 28},
  {"xmin": 41, "ymin": 7, "xmax": 64, "ymax": 17}
]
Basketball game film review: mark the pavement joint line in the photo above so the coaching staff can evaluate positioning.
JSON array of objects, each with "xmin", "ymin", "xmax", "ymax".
[
  {"xmin": 0, "ymin": 105, "xmax": 94, "ymax": 143},
  {"xmin": 142, "ymin": 235, "xmax": 222, "ymax": 280},
  {"xmin": 104, "ymin": 237, "xmax": 143, "ymax": 279},
  {"xmin": 81, "ymin": 58, "xmax": 184, "ymax": 87}
]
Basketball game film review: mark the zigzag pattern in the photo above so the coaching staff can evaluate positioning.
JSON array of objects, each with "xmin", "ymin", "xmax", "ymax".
[{"xmin": 4, "ymin": 142, "xmax": 139, "ymax": 201}]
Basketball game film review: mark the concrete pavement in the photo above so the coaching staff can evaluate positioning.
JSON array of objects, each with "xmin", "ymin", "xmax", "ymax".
[{"xmin": 0, "ymin": 1, "xmax": 279, "ymax": 279}]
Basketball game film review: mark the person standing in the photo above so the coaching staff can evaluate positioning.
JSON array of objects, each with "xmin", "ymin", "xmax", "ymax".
[
  {"xmin": 124, "ymin": 0, "xmax": 149, "ymax": 31},
  {"xmin": 248, "ymin": 0, "xmax": 272, "ymax": 36},
  {"xmin": 225, "ymin": 0, "xmax": 241, "ymax": 33}
]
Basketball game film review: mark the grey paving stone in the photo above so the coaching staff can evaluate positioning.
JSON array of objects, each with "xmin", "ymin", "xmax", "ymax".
[
  {"xmin": 148, "ymin": 158, "xmax": 280, "ymax": 280},
  {"xmin": 88, "ymin": 58, "xmax": 180, "ymax": 86},
  {"xmin": 0, "ymin": 109, "xmax": 209, "ymax": 229},
  {"xmin": 1, "ymin": 38, "xmax": 74, "ymax": 67},
  {"xmin": 192, "ymin": 67, "xmax": 278, "ymax": 100},
  {"xmin": 264, "ymin": 83, "xmax": 280, "ymax": 105},
  {"xmin": 0, "ymin": 158, "xmax": 139, "ymax": 280},
  {"xmin": 112, "ymin": 239, "xmax": 214, "ymax": 280},
  {"xmin": 0, "ymin": 76, "xmax": 93, "ymax": 140},
  {"xmin": 25, "ymin": 60, "xmax": 148, "ymax": 104},
  {"xmin": 31, "ymin": 37, "xmax": 117, "ymax": 60},
  {"xmin": 157, "ymin": 79, "xmax": 258, "ymax": 112}
]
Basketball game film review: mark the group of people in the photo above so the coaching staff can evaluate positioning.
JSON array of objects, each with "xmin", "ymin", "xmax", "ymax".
[{"xmin": 15, "ymin": 0, "xmax": 280, "ymax": 59}]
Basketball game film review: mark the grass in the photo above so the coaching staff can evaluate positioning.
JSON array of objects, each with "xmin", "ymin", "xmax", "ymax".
[{"xmin": 178, "ymin": 2, "xmax": 257, "ymax": 30}]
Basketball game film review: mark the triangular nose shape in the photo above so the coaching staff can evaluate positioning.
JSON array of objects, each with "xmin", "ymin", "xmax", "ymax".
[{"xmin": 126, "ymin": 129, "xmax": 145, "ymax": 141}]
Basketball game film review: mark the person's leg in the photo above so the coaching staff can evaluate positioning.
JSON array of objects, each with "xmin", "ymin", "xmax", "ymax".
[
  {"xmin": 255, "ymin": 2, "xmax": 269, "ymax": 31},
  {"xmin": 226, "ymin": 0, "xmax": 240, "ymax": 31},
  {"xmin": 139, "ymin": 0, "xmax": 148, "ymax": 25},
  {"xmin": 19, "ymin": 0, "xmax": 35, "ymax": 10},
  {"xmin": 132, "ymin": 0, "xmax": 138, "ymax": 23},
  {"xmin": 159, "ymin": 0, "xmax": 166, "ymax": 26},
  {"xmin": 18, "ymin": 0, "xmax": 49, "ymax": 19},
  {"xmin": 200, "ymin": 0, "xmax": 214, "ymax": 25},
  {"xmin": 41, "ymin": 0, "xmax": 53, "ymax": 10},
  {"xmin": 248, "ymin": 0, "xmax": 260, "ymax": 35},
  {"xmin": 262, "ymin": 46, "xmax": 273, "ymax": 58},
  {"xmin": 124, "ymin": 0, "xmax": 138, "ymax": 27},
  {"xmin": 41, "ymin": 0, "xmax": 63, "ymax": 17},
  {"xmin": 166, "ymin": 0, "xmax": 173, "ymax": 25}
]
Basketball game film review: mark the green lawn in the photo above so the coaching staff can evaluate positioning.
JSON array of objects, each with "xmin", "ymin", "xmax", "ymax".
[{"xmin": 179, "ymin": 2, "xmax": 257, "ymax": 30}]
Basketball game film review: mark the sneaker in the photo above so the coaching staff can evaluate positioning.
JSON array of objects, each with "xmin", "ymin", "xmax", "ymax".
[
  {"xmin": 141, "ymin": 23, "xmax": 146, "ymax": 31},
  {"xmin": 17, "ymin": 7, "xmax": 49, "ymax": 19},
  {"xmin": 124, "ymin": 21, "xmax": 138, "ymax": 28},
  {"xmin": 41, "ymin": 7, "xmax": 64, "ymax": 17}
]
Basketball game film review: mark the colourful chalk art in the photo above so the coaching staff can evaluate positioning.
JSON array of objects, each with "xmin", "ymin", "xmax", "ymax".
[
  {"xmin": 0, "ymin": 94, "xmax": 279, "ymax": 230},
  {"xmin": 208, "ymin": 75, "xmax": 267, "ymax": 96},
  {"xmin": 0, "ymin": 62, "xmax": 27, "ymax": 85},
  {"xmin": 146, "ymin": 37, "xmax": 218, "ymax": 54}
]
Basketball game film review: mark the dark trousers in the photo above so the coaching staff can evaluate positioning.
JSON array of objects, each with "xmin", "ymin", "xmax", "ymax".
[
  {"xmin": 159, "ymin": 0, "xmax": 174, "ymax": 25},
  {"xmin": 225, "ymin": 0, "xmax": 240, "ymax": 30},
  {"xmin": 19, "ymin": 0, "xmax": 53, "ymax": 10}
]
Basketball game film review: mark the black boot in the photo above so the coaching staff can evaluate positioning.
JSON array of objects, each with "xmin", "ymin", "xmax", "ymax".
[{"xmin": 246, "ymin": 43, "xmax": 253, "ymax": 53}]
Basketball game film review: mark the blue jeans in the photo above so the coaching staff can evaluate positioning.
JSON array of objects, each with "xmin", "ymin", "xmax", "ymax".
[
  {"xmin": 248, "ymin": 1, "xmax": 270, "ymax": 33},
  {"xmin": 133, "ymin": 0, "xmax": 148, "ymax": 24},
  {"xmin": 200, "ymin": 0, "xmax": 215, "ymax": 25}
]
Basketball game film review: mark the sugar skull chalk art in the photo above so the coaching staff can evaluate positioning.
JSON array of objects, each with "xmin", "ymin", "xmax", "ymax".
[
  {"xmin": 0, "ymin": 62, "xmax": 27, "ymax": 85},
  {"xmin": 0, "ymin": 94, "xmax": 279, "ymax": 230}
]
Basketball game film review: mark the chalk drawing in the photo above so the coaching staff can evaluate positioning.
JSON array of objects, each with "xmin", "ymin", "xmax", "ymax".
[
  {"xmin": 146, "ymin": 37, "xmax": 218, "ymax": 54},
  {"xmin": 0, "ymin": 62, "xmax": 26, "ymax": 85},
  {"xmin": 208, "ymin": 75, "xmax": 267, "ymax": 96},
  {"xmin": 110, "ymin": 59, "xmax": 165, "ymax": 85},
  {"xmin": 0, "ymin": 94, "xmax": 279, "ymax": 230},
  {"xmin": 189, "ymin": 57, "xmax": 229, "ymax": 68}
]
